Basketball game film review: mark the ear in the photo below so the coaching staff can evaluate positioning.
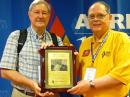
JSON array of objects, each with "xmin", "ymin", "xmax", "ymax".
[
  {"xmin": 28, "ymin": 11, "xmax": 30, "ymax": 17},
  {"xmin": 109, "ymin": 14, "xmax": 112, "ymax": 20},
  {"xmin": 48, "ymin": 12, "xmax": 51, "ymax": 18},
  {"xmin": 28, "ymin": 11, "xmax": 32, "ymax": 20}
]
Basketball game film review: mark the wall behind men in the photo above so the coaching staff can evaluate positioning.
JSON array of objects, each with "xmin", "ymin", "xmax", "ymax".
[{"xmin": 0, "ymin": 0, "xmax": 130, "ymax": 97}]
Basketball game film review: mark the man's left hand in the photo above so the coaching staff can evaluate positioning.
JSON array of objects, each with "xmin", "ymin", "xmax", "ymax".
[
  {"xmin": 67, "ymin": 80, "xmax": 90, "ymax": 95},
  {"xmin": 41, "ymin": 42, "xmax": 54, "ymax": 49}
]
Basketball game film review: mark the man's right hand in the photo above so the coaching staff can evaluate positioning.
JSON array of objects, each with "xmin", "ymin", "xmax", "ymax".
[
  {"xmin": 1, "ymin": 69, "xmax": 54, "ymax": 97},
  {"xmin": 32, "ymin": 81, "xmax": 54, "ymax": 97}
]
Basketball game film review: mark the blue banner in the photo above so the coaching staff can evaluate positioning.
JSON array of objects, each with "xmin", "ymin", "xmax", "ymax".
[{"xmin": 0, "ymin": 0, "xmax": 130, "ymax": 97}]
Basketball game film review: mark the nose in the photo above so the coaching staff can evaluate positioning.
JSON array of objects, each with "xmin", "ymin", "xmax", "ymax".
[
  {"xmin": 92, "ymin": 17, "xmax": 98, "ymax": 21},
  {"xmin": 90, "ymin": 17, "xmax": 99, "ymax": 22},
  {"xmin": 39, "ymin": 12, "xmax": 43, "ymax": 17}
]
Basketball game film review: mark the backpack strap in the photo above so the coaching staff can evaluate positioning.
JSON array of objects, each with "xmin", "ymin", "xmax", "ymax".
[
  {"xmin": 17, "ymin": 29, "xmax": 27, "ymax": 54},
  {"xmin": 17, "ymin": 31, "xmax": 57, "ymax": 53},
  {"xmin": 50, "ymin": 33, "xmax": 58, "ymax": 46},
  {"xmin": 16, "ymin": 30, "xmax": 57, "ymax": 71},
  {"xmin": 16, "ymin": 29, "xmax": 27, "ymax": 71}
]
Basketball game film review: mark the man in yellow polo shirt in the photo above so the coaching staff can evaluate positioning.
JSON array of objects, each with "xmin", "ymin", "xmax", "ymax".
[{"xmin": 67, "ymin": 1, "xmax": 130, "ymax": 97}]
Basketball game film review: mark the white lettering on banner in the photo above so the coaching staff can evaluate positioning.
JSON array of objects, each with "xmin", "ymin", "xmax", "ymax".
[
  {"xmin": 111, "ymin": 14, "xmax": 125, "ymax": 29},
  {"xmin": 126, "ymin": 14, "xmax": 130, "ymax": 29},
  {"xmin": 75, "ymin": 14, "xmax": 130, "ymax": 30},
  {"xmin": 75, "ymin": 14, "xmax": 90, "ymax": 29}
]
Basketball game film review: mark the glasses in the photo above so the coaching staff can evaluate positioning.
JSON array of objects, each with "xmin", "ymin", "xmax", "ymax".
[
  {"xmin": 88, "ymin": 14, "xmax": 108, "ymax": 20},
  {"xmin": 32, "ymin": 11, "xmax": 49, "ymax": 16}
]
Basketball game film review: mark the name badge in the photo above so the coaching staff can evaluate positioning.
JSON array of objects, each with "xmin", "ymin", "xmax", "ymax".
[{"xmin": 84, "ymin": 68, "xmax": 96, "ymax": 81}]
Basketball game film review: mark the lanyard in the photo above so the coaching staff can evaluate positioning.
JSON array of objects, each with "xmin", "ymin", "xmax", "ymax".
[{"xmin": 91, "ymin": 32, "xmax": 109, "ymax": 65}]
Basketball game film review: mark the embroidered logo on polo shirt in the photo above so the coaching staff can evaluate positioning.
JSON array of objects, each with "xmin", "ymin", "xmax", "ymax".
[
  {"xmin": 82, "ymin": 50, "xmax": 90, "ymax": 57},
  {"xmin": 102, "ymin": 51, "xmax": 111, "ymax": 58}
]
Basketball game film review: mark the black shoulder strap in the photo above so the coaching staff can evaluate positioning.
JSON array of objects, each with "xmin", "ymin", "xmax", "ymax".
[
  {"xmin": 17, "ymin": 29, "xmax": 27, "ymax": 54},
  {"xmin": 16, "ymin": 29, "xmax": 27, "ymax": 71},
  {"xmin": 50, "ymin": 33, "xmax": 58, "ymax": 46},
  {"xmin": 16, "ymin": 31, "xmax": 57, "ymax": 71}
]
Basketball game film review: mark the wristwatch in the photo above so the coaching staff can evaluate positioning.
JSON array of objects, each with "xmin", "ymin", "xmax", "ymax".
[{"xmin": 89, "ymin": 80, "xmax": 95, "ymax": 88}]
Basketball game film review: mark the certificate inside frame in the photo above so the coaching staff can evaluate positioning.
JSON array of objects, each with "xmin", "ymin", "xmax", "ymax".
[{"xmin": 39, "ymin": 46, "xmax": 76, "ymax": 92}]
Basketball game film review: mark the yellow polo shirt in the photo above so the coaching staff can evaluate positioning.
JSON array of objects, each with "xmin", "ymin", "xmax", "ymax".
[{"xmin": 79, "ymin": 30, "xmax": 130, "ymax": 97}]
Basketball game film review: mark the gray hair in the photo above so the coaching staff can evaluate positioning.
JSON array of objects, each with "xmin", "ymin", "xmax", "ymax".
[
  {"xmin": 89, "ymin": 1, "xmax": 110, "ymax": 14},
  {"xmin": 29, "ymin": 0, "xmax": 51, "ymax": 12}
]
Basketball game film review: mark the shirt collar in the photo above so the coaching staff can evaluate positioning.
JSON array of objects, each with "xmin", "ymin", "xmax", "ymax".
[
  {"xmin": 28, "ymin": 26, "xmax": 48, "ymax": 40},
  {"xmin": 91, "ymin": 29, "xmax": 110, "ymax": 43}
]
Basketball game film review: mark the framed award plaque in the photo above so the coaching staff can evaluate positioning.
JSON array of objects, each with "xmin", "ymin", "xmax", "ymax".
[{"xmin": 39, "ymin": 46, "xmax": 76, "ymax": 92}]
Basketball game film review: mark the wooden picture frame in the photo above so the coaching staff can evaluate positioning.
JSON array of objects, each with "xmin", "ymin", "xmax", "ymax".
[{"xmin": 39, "ymin": 46, "xmax": 76, "ymax": 93}]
